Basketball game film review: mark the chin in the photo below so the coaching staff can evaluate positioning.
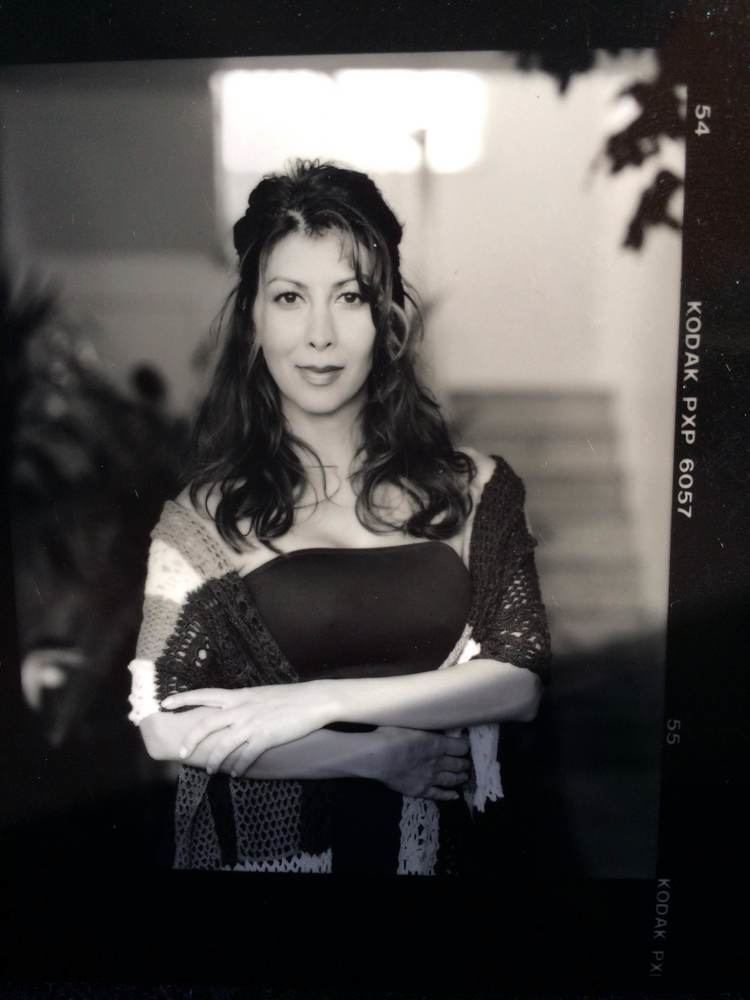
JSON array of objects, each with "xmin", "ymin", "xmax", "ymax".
[
  {"xmin": 281, "ymin": 381, "xmax": 369, "ymax": 421},
  {"xmin": 300, "ymin": 395, "xmax": 362, "ymax": 418}
]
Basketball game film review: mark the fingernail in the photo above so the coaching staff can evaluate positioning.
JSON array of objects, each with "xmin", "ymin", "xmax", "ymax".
[
  {"xmin": 230, "ymin": 770, "xmax": 237, "ymax": 778},
  {"xmin": 178, "ymin": 747, "xmax": 187, "ymax": 759},
  {"xmin": 206, "ymin": 766, "xmax": 214, "ymax": 775}
]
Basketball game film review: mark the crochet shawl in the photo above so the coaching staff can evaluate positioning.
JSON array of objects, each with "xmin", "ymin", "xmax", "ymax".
[{"xmin": 128, "ymin": 455, "xmax": 551, "ymax": 874}]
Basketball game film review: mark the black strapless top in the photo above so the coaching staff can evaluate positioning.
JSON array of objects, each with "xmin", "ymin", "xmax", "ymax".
[
  {"xmin": 241, "ymin": 541, "xmax": 473, "ymax": 875},
  {"xmin": 242, "ymin": 541, "xmax": 472, "ymax": 681}
]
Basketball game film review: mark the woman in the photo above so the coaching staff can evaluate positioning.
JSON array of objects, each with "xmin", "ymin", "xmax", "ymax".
[{"xmin": 127, "ymin": 160, "xmax": 550, "ymax": 874}]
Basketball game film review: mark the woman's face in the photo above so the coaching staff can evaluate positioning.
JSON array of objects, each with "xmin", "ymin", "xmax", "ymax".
[{"xmin": 252, "ymin": 228, "xmax": 376, "ymax": 426}]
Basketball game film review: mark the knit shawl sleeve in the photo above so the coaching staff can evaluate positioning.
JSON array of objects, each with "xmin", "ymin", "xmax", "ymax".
[
  {"xmin": 468, "ymin": 456, "xmax": 551, "ymax": 684},
  {"xmin": 128, "ymin": 502, "xmax": 314, "ymax": 873},
  {"xmin": 128, "ymin": 500, "xmax": 298, "ymax": 723}
]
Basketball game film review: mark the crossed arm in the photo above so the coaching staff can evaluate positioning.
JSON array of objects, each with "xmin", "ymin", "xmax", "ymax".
[
  {"xmin": 141, "ymin": 709, "xmax": 472, "ymax": 800},
  {"xmin": 139, "ymin": 656, "xmax": 541, "ymax": 797}
]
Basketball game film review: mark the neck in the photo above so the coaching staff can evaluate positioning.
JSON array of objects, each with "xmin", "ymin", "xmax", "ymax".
[{"xmin": 285, "ymin": 407, "xmax": 363, "ymax": 477}]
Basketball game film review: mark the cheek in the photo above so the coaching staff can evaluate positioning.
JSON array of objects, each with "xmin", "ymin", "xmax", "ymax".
[
  {"xmin": 255, "ymin": 308, "xmax": 299, "ymax": 358},
  {"xmin": 350, "ymin": 317, "xmax": 377, "ymax": 367}
]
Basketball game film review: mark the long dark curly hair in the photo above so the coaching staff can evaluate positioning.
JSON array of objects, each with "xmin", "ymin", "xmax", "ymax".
[{"xmin": 187, "ymin": 159, "xmax": 475, "ymax": 551}]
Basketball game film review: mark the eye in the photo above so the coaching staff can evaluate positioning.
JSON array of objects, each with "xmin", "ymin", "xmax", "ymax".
[
  {"xmin": 273, "ymin": 291, "xmax": 302, "ymax": 306},
  {"xmin": 338, "ymin": 290, "xmax": 367, "ymax": 305}
]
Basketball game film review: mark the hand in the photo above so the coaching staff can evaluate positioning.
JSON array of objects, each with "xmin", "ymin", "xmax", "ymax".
[
  {"xmin": 160, "ymin": 683, "xmax": 336, "ymax": 774},
  {"xmin": 362, "ymin": 726, "xmax": 471, "ymax": 801}
]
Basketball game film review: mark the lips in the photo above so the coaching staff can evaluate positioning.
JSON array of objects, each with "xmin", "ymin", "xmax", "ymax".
[{"xmin": 296, "ymin": 364, "xmax": 344, "ymax": 386}]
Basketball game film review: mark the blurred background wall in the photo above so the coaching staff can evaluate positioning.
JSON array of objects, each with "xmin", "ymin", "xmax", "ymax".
[{"xmin": 1, "ymin": 50, "xmax": 684, "ymax": 876}]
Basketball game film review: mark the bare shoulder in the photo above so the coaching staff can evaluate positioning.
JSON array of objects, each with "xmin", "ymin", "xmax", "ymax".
[
  {"xmin": 458, "ymin": 447, "xmax": 496, "ymax": 500},
  {"xmin": 450, "ymin": 448, "xmax": 496, "ymax": 563}
]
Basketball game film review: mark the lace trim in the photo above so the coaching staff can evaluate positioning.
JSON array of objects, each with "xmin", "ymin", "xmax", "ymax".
[
  {"xmin": 224, "ymin": 850, "xmax": 332, "ymax": 874},
  {"xmin": 398, "ymin": 797, "xmax": 440, "ymax": 875},
  {"xmin": 457, "ymin": 637, "xmax": 504, "ymax": 811},
  {"xmin": 127, "ymin": 658, "xmax": 159, "ymax": 724},
  {"xmin": 467, "ymin": 724, "xmax": 503, "ymax": 811}
]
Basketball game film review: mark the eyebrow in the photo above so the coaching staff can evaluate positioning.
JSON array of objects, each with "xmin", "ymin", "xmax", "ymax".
[{"xmin": 265, "ymin": 276, "xmax": 358, "ymax": 289}]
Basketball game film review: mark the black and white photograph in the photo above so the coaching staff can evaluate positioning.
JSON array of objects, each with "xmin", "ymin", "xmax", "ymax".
[{"xmin": 1, "ymin": 3, "xmax": 748, "ymax": 994}]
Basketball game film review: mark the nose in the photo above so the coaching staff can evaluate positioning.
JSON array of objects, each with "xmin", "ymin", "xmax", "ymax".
[{"xmin": 307, "ymin": 303, "xmax": 335, "ymax": 351}]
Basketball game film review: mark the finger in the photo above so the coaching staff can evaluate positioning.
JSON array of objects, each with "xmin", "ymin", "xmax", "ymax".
[
  {"xmin": 435, "ymin": 770, "xmax": 468, "ymax": 788},
  {"xmin": 162, "ymin": 689, "xmax": 234, "ymax": 710},
  {"xmin": 206, "ymin": 723, "xmax": 260, "ymax": 774},
  {"xmin": 438, "ymin": 735, "xmax": 470, "ymax": 756},
  {"xmin": 179, "ymin": 713, "xmax": 234, "ymax": 759},
  {"xmin": 436, "ymin": 755, "xmax": 471, "ymax": 774},
  {"xmin": 223, "ymin": 746, "xmax": 246, "ymax": 774},
  {"xmin": 426, "ymin": 787, "xmax": 460, "ymax": 802},
  {"xmin": 229, "ymin": 741, "xmax": 264, "ymax": 777},
  {"xmin": 211, "ymin": 739, "xmax": 262, "ymax": 775}
]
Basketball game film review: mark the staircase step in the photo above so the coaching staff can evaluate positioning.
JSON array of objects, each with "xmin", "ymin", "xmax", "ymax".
[
  {"xmin": 449, "ymin": 390, "xmax": 613, "ymax": 437},
  {"xmin": 524, "ymin": 474, "xmax": 627, "ymax": 516},
  {"xmin": 537, "ymin": 553, "xmax": 640, "ymax": 583},
  {"xmin": 467, "ymin": 435, "xmax": 618, "ymax": 478},
  {"xmin": 534, "ymin": 516, "xmax": 635, "ymax": 562}
]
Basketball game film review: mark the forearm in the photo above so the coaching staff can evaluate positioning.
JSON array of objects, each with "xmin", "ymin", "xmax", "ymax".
[
  {"xmin": 318, "ymin": 658, "xmax": 542, "ymax": 731},
  {"xmin": 150, "ymin": 659, "xmax": 541, "ymax": 777},
  {"xmin": 140, "ymin": 709, "xmax": 382, "ymax": 780}
]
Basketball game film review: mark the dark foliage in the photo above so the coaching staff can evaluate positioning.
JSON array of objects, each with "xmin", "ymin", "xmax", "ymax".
[
  {"xmin": 2, "ymin": 263, "xmax": 187, "ymax": 745},
  {"xmin": 624, "ymin": 168, "xmax": 683, "ymax": 249}
]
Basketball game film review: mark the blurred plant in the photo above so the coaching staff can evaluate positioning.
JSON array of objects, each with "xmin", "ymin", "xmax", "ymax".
[
  {"xmin": 2, "ymin": 263, "xmax": 187, "ymax": 748},
  {"xmin": 516, "ymin": 48, "xmax": 686, "ymax": 249},
  {"xmin": 623, "ymin": 168, "xmax": 683, "ymax": 250}
]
